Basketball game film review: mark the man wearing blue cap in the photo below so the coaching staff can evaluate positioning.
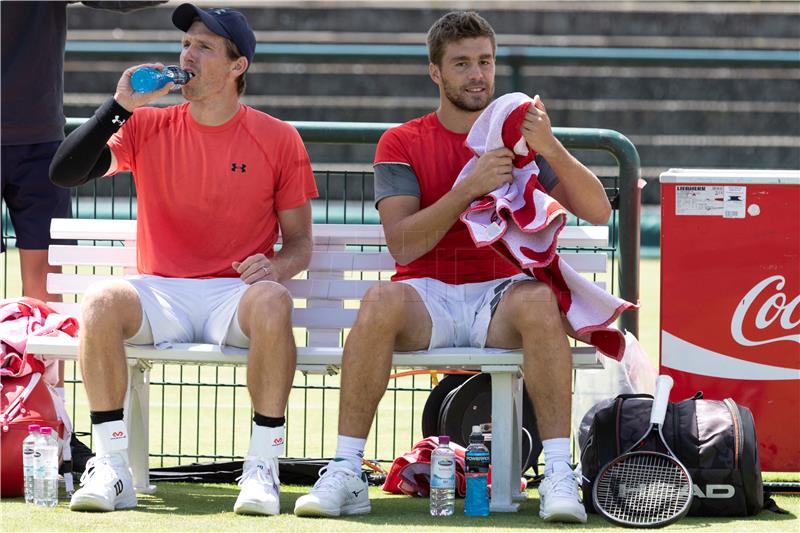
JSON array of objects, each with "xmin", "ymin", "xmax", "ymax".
[{"xmin": 50, "ymin": 4, "xmax": 318, "ymax": 515}]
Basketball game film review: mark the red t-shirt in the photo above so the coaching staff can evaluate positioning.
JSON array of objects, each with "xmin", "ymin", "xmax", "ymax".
[
  {"xmin": 374, "ymin": 112, "xmax": 521, "ymax": 284},
  {"xmin": 108, "ymin": 103, "xmax": 318, "ymax": 278}
]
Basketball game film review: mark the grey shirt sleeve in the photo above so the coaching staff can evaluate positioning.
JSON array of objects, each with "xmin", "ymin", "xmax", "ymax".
[
  {"xmin": 373, "ymin": 163, "xmax": 421, "ymax": 207},
  {"xmin": 535, "ymin": 154, "xmax": 559, "ymax": 192},
  {"xmin": 373, "ymin": 156, "xmax": 558, "ymax": 208}
]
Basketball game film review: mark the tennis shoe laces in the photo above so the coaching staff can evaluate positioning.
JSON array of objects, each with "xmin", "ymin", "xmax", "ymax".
[
  {"xmin": 538, "ymin": 461, "xmax": 587, "ymax": 523},
  {"xmin": 234, "ymin": 456, "xmax": 280, "ymax": 515},
  {"xmin": 69, "ymin": 453, "xmax": 136, "ymax": 512},
  {"xmin": 294, "ymin": 459, "xmax": 371, "ymax": 517}
]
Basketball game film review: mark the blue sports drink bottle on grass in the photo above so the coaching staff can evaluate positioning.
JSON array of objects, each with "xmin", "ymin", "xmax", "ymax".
[{"xmin": 464, "ymin": 425, "xmax": 490, "ymax": 516}]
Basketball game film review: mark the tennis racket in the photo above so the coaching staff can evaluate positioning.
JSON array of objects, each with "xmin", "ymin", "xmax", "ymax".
[{"xmin": 592, "ymin": 375, "xmax": 693, "ymax": 528}]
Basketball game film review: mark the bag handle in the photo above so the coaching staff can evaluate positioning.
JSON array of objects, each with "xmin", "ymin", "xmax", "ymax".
[
  {"xmin": 616, "ymin": 393, "xmax": 653, "ymax": 400},
  {"xmin": 1, "ymin": 372, "xmax": 41, "ymax": 427}
]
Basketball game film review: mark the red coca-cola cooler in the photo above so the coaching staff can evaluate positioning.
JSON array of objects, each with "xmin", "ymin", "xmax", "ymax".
[{"xmin": 659, "ymin": 168, "xmax": 800, "ymax": 472}]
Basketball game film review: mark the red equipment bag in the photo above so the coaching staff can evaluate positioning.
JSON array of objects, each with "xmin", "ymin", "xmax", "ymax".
[
  {"xmin": 1, "ymin": 298, "xmax": 78, "ymax": 498},
  {"xmin": 0, "ymin": 372, "xmax": 65, "ymax": 497},
  {"xmin": 383, "ymin": 436, "xmax": 468, "ymax": 497}
]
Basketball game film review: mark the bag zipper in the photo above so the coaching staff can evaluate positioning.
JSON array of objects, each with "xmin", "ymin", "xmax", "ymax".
[
  {"xmin": 672, "ymin": 402, "xmax": 680, "ymax": 460},
  {"xmin": 723, "ymin": 398, "xmax": 742, "ymax": 470},
  {"xmin": 615, "ymin": 397, "xmax": 623, "ymax": 455}
]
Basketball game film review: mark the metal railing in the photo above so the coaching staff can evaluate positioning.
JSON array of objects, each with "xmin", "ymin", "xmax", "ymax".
[
  {"xmin": 1, "ymin": 121, "xmax": 640, "ymax": 466},
  {"xmin": 65, "ymin": 41, "xmax": 800, "ymax": 93}
]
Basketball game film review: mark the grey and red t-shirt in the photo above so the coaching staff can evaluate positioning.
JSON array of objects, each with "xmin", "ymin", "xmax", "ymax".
[{"xmin": 373, "ymin": 111, "xmax": 558, "ymax": 285}]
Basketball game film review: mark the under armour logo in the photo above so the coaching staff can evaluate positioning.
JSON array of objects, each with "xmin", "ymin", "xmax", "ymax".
[
  {"xmin": 231, "ymin": 163, "xmax": 247, "ymax": 173},
  {"xmin": 114, "ymin": 480, "xmax": 124, "ymax": 496},
  {"xmin": 111, "ymin": 115, "xmax": 126, "ymax": 127}
]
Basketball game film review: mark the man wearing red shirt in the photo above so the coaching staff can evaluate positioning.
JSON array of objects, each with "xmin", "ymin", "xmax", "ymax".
[
  {"xmin": 295, "ymin": 11, "xmax": 610, "ymax": 522},
  {"xmin": 50, "ymin": 4, "xmax": 317, "ymax": 516}
]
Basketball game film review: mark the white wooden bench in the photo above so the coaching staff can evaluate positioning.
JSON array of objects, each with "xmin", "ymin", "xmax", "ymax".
[{"xmin": 27, "ymin": 217, "xmax": 610, "ymax": 512}]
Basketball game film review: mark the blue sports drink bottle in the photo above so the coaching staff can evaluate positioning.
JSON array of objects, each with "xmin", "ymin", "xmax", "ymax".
[{"xmin": 131, "ymin": 66, "xmax": 193, "ymax": 93}]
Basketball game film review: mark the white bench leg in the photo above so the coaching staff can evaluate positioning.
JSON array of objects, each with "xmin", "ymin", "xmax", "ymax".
[
  {"xmin": 483, "ymin": 365, "xmax": 525, "ymax": 512},
  {"xmin": 125, "ymin": 360, "xmax": 155, "ymax": 494}
]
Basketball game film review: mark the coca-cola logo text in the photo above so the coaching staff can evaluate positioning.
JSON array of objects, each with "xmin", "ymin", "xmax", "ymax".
[{"xmin": 731, "ymin": 275, "xmax": 800, "ymax": 346}]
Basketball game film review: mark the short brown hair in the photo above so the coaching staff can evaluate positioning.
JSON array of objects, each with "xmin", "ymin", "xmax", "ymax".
[
  {"xmin": 426, "ymin": 11, "xmax": 496, "ymax": 66},
  {"xmin": 223, "ymin": 38, "xmax": 247, "ymax": 96}
]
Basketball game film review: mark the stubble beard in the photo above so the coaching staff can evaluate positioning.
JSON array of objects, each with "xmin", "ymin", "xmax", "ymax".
[{"xmin": 443, "ymin": 78, "xmax": 494, "ymax": 112}]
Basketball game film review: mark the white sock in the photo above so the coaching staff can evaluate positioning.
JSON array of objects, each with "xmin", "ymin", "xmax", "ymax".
[
  {"xmin": 247, "ymin": 424, "xmax": 285, "ymax": 459},
  {"xmin": 92, "ymin": 420, "xmax": 129, "ymax": 460},
  {"xmin": 542, "ymin": 437, "xmax": 571, "ymax": 475},
  {"xmin": 334, "ymin": 435, "xmax": 366, "ymax": 473}
]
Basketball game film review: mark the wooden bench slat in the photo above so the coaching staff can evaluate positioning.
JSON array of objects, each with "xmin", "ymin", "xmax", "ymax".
[
  {"xmin": 26, "ymin": 336, "xmax": 602, "ymax": 369},
  {"xmin": 49, "ymin": 273, "xmax": 607, "ymax": 300},
  {"xmin": 50, "ymin": 218, "xmax": 609, "ymax": 247},
  {"xmin": 50, "ymin": 245, "xmax": 136, "ymax": 267},
  {"xmin": 50, "ymin": 218, "xmax": 136, "ymax": 241},
  {"xmin": 50, "ymin": 246, "xmax": 398, "ymax": 272},
  {"xmin": 49, "ymin": 245, "xmax": 608, "ymax": 274},
  {"xmin": 48, "ymin": 273, "xmax": 378, "ymax": 300}
]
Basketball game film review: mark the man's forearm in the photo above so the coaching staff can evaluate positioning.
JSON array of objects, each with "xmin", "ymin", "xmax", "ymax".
[
  {"xmin": 386, "ymin": 183, "xmax": 475, "ymax": 265},
  {"xmin": 542, "ymin": 143, "xmax": 611, "ymax": 225},
  {"xmin": 270, "ymin": 236, "xmax": 313, "ymax": 283},
  {"xmin": 49, "ymin": 97, "xmax": 129, "ymax": 187}
]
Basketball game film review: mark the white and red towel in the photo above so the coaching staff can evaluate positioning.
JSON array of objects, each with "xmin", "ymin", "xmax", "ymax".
[
  {"xmin": 1, "ymin": 297, "xmax": 78, "ymax": 383},
  {"xmin": 454, "ymin": 92, "xmax": 637, "ymax": 360}
]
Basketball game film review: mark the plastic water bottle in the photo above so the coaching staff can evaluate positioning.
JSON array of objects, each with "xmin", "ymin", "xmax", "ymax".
[
  {"xmin": 33, "ymin": 427, "xmax": 59, "ymax": 507},
  {"xmin": 464, "ymin": 425, "xmax": 490, "ymax": 516},
  {"xmin": 131, "ymin": 65, "xmax": 194, "ymax": 93},
  {"xmin": 22, "ymin": 424, "xmax": 41, "ymax": 504},
  {"xmin": 430, "ymin": 435, "xmax": 456, "ymax": 516}
]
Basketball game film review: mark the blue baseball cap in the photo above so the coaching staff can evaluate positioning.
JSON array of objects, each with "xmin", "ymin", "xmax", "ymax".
[{"xmin": 172, "ymin": 3, "xmax": 256, "ymax": 67}]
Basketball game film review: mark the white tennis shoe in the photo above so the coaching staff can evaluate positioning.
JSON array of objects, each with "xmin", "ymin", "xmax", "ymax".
[
  {"xmin": 233, "ymin": 457, "xmax": 281, "ymax": 515},
  {"xmin": 69, "ymin": 454, "xmax": 137, "ymax": 512},
  {"xmin": 294, "ymin": 459, "xmax": 371, "ymax": 517},
  {"xmin": 538, "ymin": 461, "xmax": 587, "ymax": 523}
]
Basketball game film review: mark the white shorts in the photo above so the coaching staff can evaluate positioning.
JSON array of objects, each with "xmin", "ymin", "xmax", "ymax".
[
  {"xmin": 398, "ymin": 273, "xmax": 532, "ymax": 350},
  {"xmin": 122, "ymin": 276, "xmax": 277, "ymax": 349}
]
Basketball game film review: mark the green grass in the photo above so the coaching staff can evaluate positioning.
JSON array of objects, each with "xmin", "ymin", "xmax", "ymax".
[
  {"xmin": 1, "ymin": 485, "xmax": 798, "ymax": 532},
  {"xmin": 2, "ymin": 250, "xmax": 800, "ymax": 530}
]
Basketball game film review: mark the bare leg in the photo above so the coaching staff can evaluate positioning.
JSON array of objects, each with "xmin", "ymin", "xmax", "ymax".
[
  {"xmin": 20, "ymin": 249, "xmax": 66, "ymax": 387},
  {"xmin": 485, "ymin": 281, "xmax": 572, "ymax": 440},
  {"xmin": 19, "ymin": 248, "xmax": 60, "ymax": 302},
  {"xmin": 79, "ymin": 280, "xmax": 143, "ymax": 411},
  {"xmin": 238, "ymin": 282, "xmax": 296, "ymax": 417},
  {"xmin": 338, "ymin": 282, "xmax": 432, "ymax": 438}
]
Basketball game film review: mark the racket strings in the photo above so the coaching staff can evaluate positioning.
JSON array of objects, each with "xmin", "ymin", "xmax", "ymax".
[{"xmin": 595, "ymin": 453, "xmax": 691, "ymax": 526}]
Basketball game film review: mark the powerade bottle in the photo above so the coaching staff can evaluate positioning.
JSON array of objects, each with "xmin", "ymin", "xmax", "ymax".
[
  {"xmin": 464, "ymin": 425, "xmax": 490, "ymax": 516},
  {"xmin": 22, "ymin": 424, "xmax": 41, "ymax": 503},
  {"xmin": 131, "ymin": 65, "xmax": 194, "ymax": 93},
  {"xmin": 429, "ymin": 436, "xmax": 456, "ymax": 516},
  {"xmin": 33, "ymin": 427, "xmax": 59, "ymax": 507}
]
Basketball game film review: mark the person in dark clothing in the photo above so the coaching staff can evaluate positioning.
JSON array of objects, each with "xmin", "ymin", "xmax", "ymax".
[{"xmin": 0, "ymin": 0, "xmax": 166, "ymax": 473}]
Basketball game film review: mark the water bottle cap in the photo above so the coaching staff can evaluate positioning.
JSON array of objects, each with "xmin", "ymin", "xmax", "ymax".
[
  {"xmin": 438, "ymin": 435, "xmax": 450, "ymax": 445},
  {"xmin": 28, "ymin": 424, "xmax": 41, "ymax": 432},
  {"xmin": 40, "ymin": 427, "xmax": 52, "ymax": 435}
]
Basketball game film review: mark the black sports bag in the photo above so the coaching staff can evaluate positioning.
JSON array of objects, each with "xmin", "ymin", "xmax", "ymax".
[{"xmin": 580, "ymin": 392, "xmax": 766, "ymax": 517}]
